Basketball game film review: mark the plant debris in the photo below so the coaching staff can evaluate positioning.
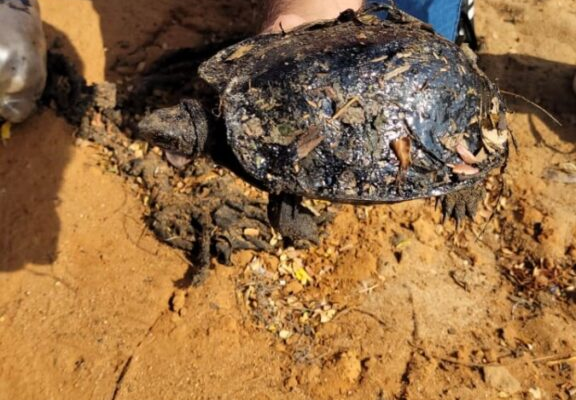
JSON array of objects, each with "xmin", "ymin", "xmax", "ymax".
[{"xmin": 237, "ymin": 248, "xmax": 340, "ymax": 343}]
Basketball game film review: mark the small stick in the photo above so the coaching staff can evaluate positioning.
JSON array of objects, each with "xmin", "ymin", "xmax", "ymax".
[
  {"xmin": 546, "ymin": 356, "xmax": 576, "ymax": 366},
  {"xmin": 333, "ymin": 306, "xmax": 388, "ymax": 328},
  {"xmin": 332, "ymin": 96, "xmax": 361, "ymax": 120},
  {"xmin": 531, "ymin": 353, "xmax": 576, "ymax": 365},
  {"xmin": 500, "ymin": 90, "xmax": 562, "ymax": 127},
  {"xmin": 419, "ymin": 349, "xmax": 576, "ymax": 369},
  {"xmin": 382, "ymin": 64, "xmax": 411, "ymax": 81}
]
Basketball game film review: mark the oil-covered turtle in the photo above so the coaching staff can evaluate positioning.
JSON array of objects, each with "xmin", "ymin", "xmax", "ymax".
[{"xmin": 138, "ymin": 6, "xmax": 510, "ymax": 243}]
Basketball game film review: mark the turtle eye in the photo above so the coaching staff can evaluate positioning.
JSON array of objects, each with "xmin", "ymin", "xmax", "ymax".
[{"xmin": 148, "ymin": 128, "xmax": 180, "ymax": 151}]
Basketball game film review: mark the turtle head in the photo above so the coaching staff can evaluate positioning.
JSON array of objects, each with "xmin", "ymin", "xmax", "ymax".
[{"xmin": 138, "ymin": 99, "xmax": 209, "ymax": 162}]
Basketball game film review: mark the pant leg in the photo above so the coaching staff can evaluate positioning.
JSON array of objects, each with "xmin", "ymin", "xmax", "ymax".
[{"xmin": 371, "ymin": 0, "xmax": 462, "ymax": 41}]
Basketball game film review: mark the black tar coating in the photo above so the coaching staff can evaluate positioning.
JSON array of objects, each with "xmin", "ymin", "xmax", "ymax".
[{"xmin": 198, "ymin": 15, "xmax": 508, "ymax": 204}]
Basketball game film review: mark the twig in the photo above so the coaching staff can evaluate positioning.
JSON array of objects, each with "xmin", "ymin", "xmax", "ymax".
[
  {"xmin": 331, "ymin": 96, "xmax": 361, "ymax": 120},
  {"xmin": 333, "ymin": 307, "xmax": 388, "ymax": 328},
  {"xmin": 109, "ymin": 312, "xmax": 166, "ymax": 400},
  {"xmin": 358, "ymin": 283, "xmax": 380, "ymax": 294},
  {"xmin": 415, "ymin": 347, "xmax": 576, "ymax": 370},
  {"xmin": 500, "ymin": 90, "xmax": 562, "ymax": 127},
  {"xmin": 382, "ymin": 64, "xmax": 411, "ymax": 81},
  {"xmin": 546, "ymin": 356, "xmax": 576, "ymax": 366},
  {"xmin": 531, "ymin": 354, "xmax": 576, "ymax": 365},
  {"xmin": 111, "ymin": 357, "xmax": 133, "ymax": 400}
]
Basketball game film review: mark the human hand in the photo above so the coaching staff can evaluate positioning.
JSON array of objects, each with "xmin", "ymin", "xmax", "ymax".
[{"xmin": 261, "ymin": 0, "xmax": 363, "ymax": 33}]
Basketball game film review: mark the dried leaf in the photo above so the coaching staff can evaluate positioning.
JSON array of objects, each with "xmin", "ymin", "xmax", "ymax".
[
  {"xmin": 449, "ymin": 163, "xmax": 480, "ymax": 175},
  {"xmin": 296, "ymin": 126, "xmax": 323, "ymax": 159},
  {"xmin": 439, "ymin": 133, "xmax": 467, "ymax": 151},
  {"xmin": 279, "ymin": 329, "xmax": 292, "ymax": 339},
  {"xmin": 456, "ymin": 143, "xmax": 481, "ymax": 164},
  {"xmin": 474, "ymin": 148, "xmax": 488, "ymax": 163},
  {"xmin": 358, "ymin": 13, "xmax": 379, "ymax": 25},
  {"xmin": 247, "ymin": 257, "xmax": 266, "ymax": 275},
  {"xmin": 301, "ymin": 199, "xmax": 321, "ymax": 217},
  {"xmin": 490, "ymin": 96, "xmax": 501, "ymax": 115},
  {"xmin": 391, "ymin": 136, "xmax": 412, "ymax": 170},
  {"xmin": 294, "ymin": 267, "xmax": 312, "ymax": 285},
  {"xmin": 394, "ymin": 238, "xmax": 411, "ymax": 250},
  {"xmin": 320, "ymin": 309, "xmax": 337, "ymax": 323},
  {"xmin": 243, "ymin": 117, "xmax": 265, "ymax": 137},
  {"xmin": 482, "ymin": 127, "xmax": 508, "ymax": 153}
]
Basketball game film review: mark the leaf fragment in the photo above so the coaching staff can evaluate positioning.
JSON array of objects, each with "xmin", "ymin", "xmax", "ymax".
[
  {"xmin": 391, "ymin": 136, "xmax": 412, "ymax": 170},
  {"xmin": 294, "ymin": 267, "xmax": 312, "ymax": 285},
  {"xmin": 482, "ymin": 127, "xmax": 508, "ymax": 153},
  {"xmin": 440, "ymin": 133, "xmax": 467, "ymax": 151},
  {"xmin": 456, "ymin": 143, "xmax": 481, "ymax": 164},
  {"xmin": 449, "ymin": 163, "xmax": 480, "ymax": 175},
  {"xmin": 296, "ymin": 125, "xmax": 323, "ymax": 159}
]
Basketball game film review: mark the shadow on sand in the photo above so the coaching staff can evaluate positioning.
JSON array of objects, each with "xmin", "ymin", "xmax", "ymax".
[
  {"xmin": 0, "ymin": 23, "xmax": 81, "ymax": 272},
  {"xmin": 480, "ymin": 53, "xmax": 576, "ymax": 150}
]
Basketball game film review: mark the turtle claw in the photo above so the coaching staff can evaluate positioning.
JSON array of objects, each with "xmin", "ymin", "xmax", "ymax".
[{"xmin": 441, "ymin": 185, "xmax": 486, "ymax": 225}]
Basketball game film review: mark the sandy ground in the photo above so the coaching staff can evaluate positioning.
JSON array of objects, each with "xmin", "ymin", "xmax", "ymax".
[{"xmin": 1, "ymin": 0, "xmax": 575, "ymax": 399}]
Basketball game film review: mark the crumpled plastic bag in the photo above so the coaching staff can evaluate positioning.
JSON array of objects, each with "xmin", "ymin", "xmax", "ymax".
[{"xmin": 0, "ymin": 0, "xmax": 46, "ymax": 123}]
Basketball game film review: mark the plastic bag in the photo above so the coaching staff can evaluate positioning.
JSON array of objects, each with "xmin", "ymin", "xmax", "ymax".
[{"xmin": 0, "ymin": 0, "xmax": 46, "ymax": 123}]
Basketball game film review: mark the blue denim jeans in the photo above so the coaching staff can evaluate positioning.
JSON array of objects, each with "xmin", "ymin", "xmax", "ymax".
[{"xmin": 372, "ymin": 0, "xmax": 462, "ymax": 41}]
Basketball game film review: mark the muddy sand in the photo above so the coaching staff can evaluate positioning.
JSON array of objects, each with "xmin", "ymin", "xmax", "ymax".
[{"xmin": 1, "ymin": 0, "xmax": 575, "ymax": 399}]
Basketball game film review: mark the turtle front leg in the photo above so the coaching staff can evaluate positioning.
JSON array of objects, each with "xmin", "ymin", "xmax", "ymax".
[
  {"xmin": 267, "ymin": 193, "xmax": 319, "ymax": 244},
  {"xmin": 442, "ymin": 185, "xmax": 486, "ymax": 225}
]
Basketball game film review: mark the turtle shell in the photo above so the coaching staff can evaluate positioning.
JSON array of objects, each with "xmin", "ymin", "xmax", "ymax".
[{"xmin": 199, "ymin": 15, "xmax": 509, "ymax": 203}]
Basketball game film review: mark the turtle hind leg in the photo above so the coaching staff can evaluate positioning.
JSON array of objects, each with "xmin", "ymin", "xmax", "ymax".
[
  {"xmin": 267, "ymin": 193, "xmax": 319, "ymax": 245},
  {"xmin": 442, "ymin": 185, "xmax": 486, "ymax": 226}
]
